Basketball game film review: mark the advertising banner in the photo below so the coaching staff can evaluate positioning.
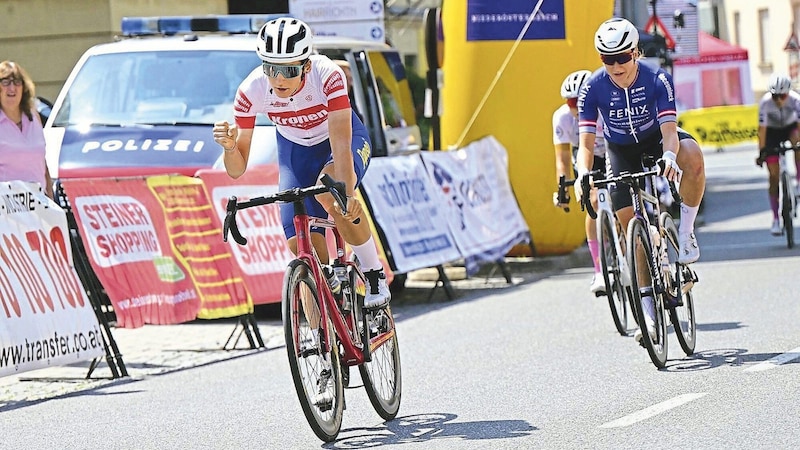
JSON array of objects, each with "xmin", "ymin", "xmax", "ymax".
[
  {"xmin": 61, "ymin": 176, "xmax": 250, "ymax": 328},
  {"xmin": 0, "ymin": 181, "xmax": 104, "ymax": 378},
  {"xmin": 290, "ymin": 0, "xmax": 386, "ymax": 42},
  {"xmin": 466, "ymin": 0, "xmax": 565, "ymax": 41},
  {"xmin": 420, "ymin": 137, "xmax": 530, "ymax": 274},
  {"xmin": 359, "ymin": 155, "xmax": 461, "ymax": 273},
  {"xmin": 196, "ymin": 166, "xmax": 292, "ymax": 305},
  {"xmin": 677, "ymin": 104, "xmax": 758, "ymax": 147}
]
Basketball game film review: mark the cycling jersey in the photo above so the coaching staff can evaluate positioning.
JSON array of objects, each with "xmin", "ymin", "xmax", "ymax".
[
  {"xmin": 552, "ymin": 104, "xmax": 606, "ymax": 157},
  {"xmin": 758, "ymin": 90, "xmax": 800, "ymax": 128},
  {"xmin": 578, "ymin": 63, "xmax": 677, "ymax": 145},
  {"xmin": 234, "ymin": 55, "xmax": 351, "ymax": 146}
]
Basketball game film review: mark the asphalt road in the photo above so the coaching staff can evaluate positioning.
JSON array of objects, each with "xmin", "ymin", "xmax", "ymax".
[{"xmin": 3, "ymin": 143, "xmax": 800, "ymax": 449}]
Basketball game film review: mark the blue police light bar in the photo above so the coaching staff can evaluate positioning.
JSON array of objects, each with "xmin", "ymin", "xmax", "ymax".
[{"xmin": 121, "ymin": 14, "xmax": 290, "ymax": 37}]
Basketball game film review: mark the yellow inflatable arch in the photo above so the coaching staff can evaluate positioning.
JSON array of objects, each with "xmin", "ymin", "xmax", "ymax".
[{"xmin": 440, "ymin": 0, "xmax": 614, "ymax": 255}]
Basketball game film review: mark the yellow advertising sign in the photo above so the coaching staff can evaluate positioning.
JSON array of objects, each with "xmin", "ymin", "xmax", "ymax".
[{"xmin": 677, "ymin": 104, "xmax": 758, "ymax": 147}]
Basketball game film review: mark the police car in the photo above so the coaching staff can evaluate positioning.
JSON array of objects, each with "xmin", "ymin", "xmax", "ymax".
[{"xmin": 44, "ymin": 15, "xmax": 421, "ymax": 179}]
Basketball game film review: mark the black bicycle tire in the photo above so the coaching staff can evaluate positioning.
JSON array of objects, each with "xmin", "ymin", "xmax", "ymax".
[
  {"xmin": 781, "ymin": 172, "xmax": 794, "ymax": 248},
  {"xmin": 661, "ymin": 212, "xmax": 696, "ymax": 355},
  {"xmin": 282, "ymin": 260, "xmax": 344, "ymax": 442},
  {"xmin": 599, "ymin": 210, "xmax": 628, "ymax": 335},
  {"xmin": 358, "ymin": 298, "xmax": 402, "ymax": 420},
  {"xmin": 626, "ymin": 219, "xmax": 668, "ymax": 368}
]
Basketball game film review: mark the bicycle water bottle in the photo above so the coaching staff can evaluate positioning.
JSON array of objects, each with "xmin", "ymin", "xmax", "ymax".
[
  {"xmin": 323, "ymin": 265, "xmax": 343, "ymax": 301},
  {"xmin": 334, "ymin": 265, "xmax": 351, "ymax": 312}
]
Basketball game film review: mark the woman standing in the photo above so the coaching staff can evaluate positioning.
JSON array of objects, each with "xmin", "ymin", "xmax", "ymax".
[{"xmin": 0, "ymin": 60, "xmax": 53, "ymax": 198}]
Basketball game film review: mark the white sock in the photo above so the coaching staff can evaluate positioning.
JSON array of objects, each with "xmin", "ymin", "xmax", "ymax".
[
  {"xmin": 350, "ymin": 236, "xmax": 382, "ymax": 272},
  {"xmin": 679, "ymin": 204, "xmax": 699, "ymax": 235}
]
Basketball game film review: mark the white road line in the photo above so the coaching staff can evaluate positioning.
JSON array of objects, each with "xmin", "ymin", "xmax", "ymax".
[
  {"xmin": 598, "ymin": 393, "xmax": 708, "ymax": 428},
  {"xmin": 744, "ymin": 346, "xmax": 800, "ymax": 372}
]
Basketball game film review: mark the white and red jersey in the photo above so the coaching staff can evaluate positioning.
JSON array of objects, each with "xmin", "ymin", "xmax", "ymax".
[
  {"xmin": 552, "ymin": 104, "xmax": 606, "ymax": 157},
  {"xmin": 233, "ymin": 54, "xmax": 350, "ymax": 146}
]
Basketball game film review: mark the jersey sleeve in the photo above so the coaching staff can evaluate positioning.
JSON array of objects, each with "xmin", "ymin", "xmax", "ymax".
[
  {"xmin": 552, "ymin": 107, "xmax": 573, "ymax": 145},
  {"xmin": 578, "ymin": 81, "xmax": 599, "ymax": 136},
  {"xmin": 315, "ymin": 58, "xmax": 350, "ymax": 112},
  {"xmin": 233, "ymin": 68, "xmax": 264, "ymax": 129},
  {"xmin": 655, "ymin": 70, "xmax": 678, "ymax": 125},
  {"xmin": 758, "ymin": 95, "xmax": 769, "ymax": 127}
]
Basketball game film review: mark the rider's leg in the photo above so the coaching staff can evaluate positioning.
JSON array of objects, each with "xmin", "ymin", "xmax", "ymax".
[
  {"xmin": 675, "ymin": 138, "xmax": 706, "ymax": 236},
  {"xmin": 586, "ymin": 191, "xmax": 603, "ymax": 294},
  {"xmin": 791, "ymin": 128, "xmax": 800, "ymax": 184},
  {"xmin": 767, "ymin": 159, "xmax": 780, "ymax": 233}
]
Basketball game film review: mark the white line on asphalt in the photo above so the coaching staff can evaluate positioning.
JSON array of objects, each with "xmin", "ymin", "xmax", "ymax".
[
  {"xmin": 744, "ymin": 346, "xmax": 800, "ymax": 372},
  {"xmin": 598, "ymin": 393, "xmax": 708, "ymax": 428}
]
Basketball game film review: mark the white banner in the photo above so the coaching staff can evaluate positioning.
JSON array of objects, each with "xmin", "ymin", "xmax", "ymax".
[
  {"xmin": 290, "ymin": 0, "xmax": 386, "ymax": 42},
  {"xmin": 420, "ymin": 136, "xmax": 530, "ymax": 274},
  {"xmin": 0, "ymin": 181, "xmax": 104, "ymax": 378},
  {"xmin": 360, "ymin": 155, "xmax": 461, "ymax": 273}
]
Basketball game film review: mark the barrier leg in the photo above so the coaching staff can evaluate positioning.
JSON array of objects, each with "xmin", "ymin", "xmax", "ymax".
[{"xmin": 426, "ymin": 265, "xmax": 456, "ymax": 302}]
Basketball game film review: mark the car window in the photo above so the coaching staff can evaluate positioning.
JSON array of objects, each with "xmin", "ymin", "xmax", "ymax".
[{"xmin": 52, "ymin": 50, "xmax": 273, "ymax": 127}]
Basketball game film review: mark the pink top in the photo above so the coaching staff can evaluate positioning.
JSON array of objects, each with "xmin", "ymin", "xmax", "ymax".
[{"xmin": 0, "ymin": 108, "xmax": 47, "ymax": 188}]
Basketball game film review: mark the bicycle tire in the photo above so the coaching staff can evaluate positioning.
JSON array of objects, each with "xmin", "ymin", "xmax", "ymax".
[
  {"xmin": 660, "ymin": 212, "xmax": 696, "ymax": 356},
  {"xmin": 781, "ymin": 172, "xmax": 794, "ymax": 248},
  {"xmin": 353, "ymin": 268, "xmax": 402, "ymax": 420},
  {"xmin": 282, "ymin": 260, "xmax": 344, "ymax": 442},
  {"xmin": 598, "ymin": 210, "xmax": 629, "ymax": 335},
  {"xmin": 626, "ymin": 219, "xmax": 668, "ymax": 368}
]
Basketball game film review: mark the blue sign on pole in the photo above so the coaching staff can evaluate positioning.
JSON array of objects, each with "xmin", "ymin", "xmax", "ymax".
[{"xmin": 467, "ymin": 0, "xmax": 566, "ymax": 41}]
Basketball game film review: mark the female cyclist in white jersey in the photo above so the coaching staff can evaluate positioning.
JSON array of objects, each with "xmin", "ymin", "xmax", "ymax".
[
  {"xmin": 212, "ymin": 17, "xmax": 390, "ymax": 309},
  {"xmin": 552, "ymin": 69, "xmax": 608, "ymax": 295}
]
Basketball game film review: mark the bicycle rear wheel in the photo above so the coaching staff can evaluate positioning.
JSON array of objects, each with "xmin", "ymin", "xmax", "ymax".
[
  {"xmin": 661, "ymin": 212, "xmax": 696, "ymax": 356},
  {"xmin": 353, "ymin": 269, "xmax": 402, "ymax": 420},
  {"xmin": 626, "ymin": 219, "xmax": 668, "ymax": 368},
  {"xmin": 283, "ymin": 260, "xmax": 344, "ymax": 442},
  {"xmin": 598, "ymin": 210, "xmax": 629, "ymax": 335},
  {"xmin": 781, "ymin": 172, "xmax": 794, "ymax": 248}
]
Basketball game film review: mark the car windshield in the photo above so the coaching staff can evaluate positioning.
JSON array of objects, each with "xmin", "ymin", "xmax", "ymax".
[{"xmin": 52, "ymin": 50, "xmax": 272, "ymax": 127}]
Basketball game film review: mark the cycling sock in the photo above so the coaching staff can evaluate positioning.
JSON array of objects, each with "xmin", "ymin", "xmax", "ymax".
[
  {"xmin": 351, "ymin": 236, "xmax": 383, "ymax": 272},
  {"xmin": 795, "ymin": 160, "xmax": 800, "ymax": 182},
  {"xmin": 587, "ymin": 239, "xmax": 600, "ymax": 273},
  {"xmin": 679, "ymin": 204, "xmax": 699, "ymax": 235},
  {"xmin": 770, "ymin": 194, "xmax": 779, "ymax": 219}
]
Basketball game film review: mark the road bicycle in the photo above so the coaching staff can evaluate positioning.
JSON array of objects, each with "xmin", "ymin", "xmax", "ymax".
[
  {"xmin": 582, "ymin": 156, "xmax": 697, "ymax": 368},
  {"xmin": 759, "ymin": 141, "xmax": 797, "ymax": 248},
  {"xmin": 557, "ymin": 174, "xmax": 633, "ymax": 335},
  {"xmin": 223, "ymin": 175, "xmax": 401, "ymax": 442}
]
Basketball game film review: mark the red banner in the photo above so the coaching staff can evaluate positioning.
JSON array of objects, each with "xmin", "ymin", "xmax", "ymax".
[
  {"xmin": 61, "ymin": 176, "xmax": 250, "ymax": 328},
  {"xmin": 196, "ymin": 166, "xmax": 293, "ymax": 305}
]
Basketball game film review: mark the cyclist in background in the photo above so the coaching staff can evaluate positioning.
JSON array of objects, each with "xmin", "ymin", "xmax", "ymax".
[
  {"xmin": 212, "ymin": 17, "xmax": 391, "ymax": 309},
  {"xmin": 756, "ymin": 73, "xmax": 800, "ymax": 235},
  {"xmin": 574, "ymin": 17, "xmax": 706, "ymax": 343},
  {"xmin": 552, "ymin": 69, "xmax": 608, "ymax": 295}
]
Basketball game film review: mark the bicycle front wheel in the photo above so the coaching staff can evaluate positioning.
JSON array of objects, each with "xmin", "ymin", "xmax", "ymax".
[
  {"xmin": 781, "ymin": 172, "xmax": 794, "ymax": 248},
  {"xmin": 599, "ymin": 210, "xmax": 629, "ymax": 335},
  {"xmin": 353, "ymin": 269, "xmax": 402, "ymax": 420},
  {"xmin": 283, "ymin": 260, "xmax": 344, "ymax": 442},
  {"xmin": 661, "ymin": 212, "xmax": 696, "ymax": 356},
  {"xmin": 626, "ymin": 219, "xmax": 668, "ymax": 368}
]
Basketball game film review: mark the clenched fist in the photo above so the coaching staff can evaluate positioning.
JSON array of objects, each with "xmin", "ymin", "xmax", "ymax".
[{"xmin": 213, "ymin": 121, "xmax": 238, "ymax": 152}]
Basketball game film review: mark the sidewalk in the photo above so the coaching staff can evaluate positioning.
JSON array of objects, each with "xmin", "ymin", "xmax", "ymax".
[{"xmin": 0, "ymin": 250, "xmax": 590, "ymax": 408}]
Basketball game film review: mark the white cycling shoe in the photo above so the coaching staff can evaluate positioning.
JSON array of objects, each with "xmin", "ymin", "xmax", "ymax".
[
  {"xmin": 363, "ymin": 269, "xmax": 391, "ymax": 309},
  {"xmin": 678, "ymin": 232, "xmax": 700, "ymax": 264},
  {"xmin": 589, "ymin": 274, "xmax": 606, "ymax": 296},
  {"xmin": 633, "ymin": 294, "xmax": 657, "ymax": 344},
  {"xmin": 771, "ymin": 219, "xmax": 782, "ymax": 236}
]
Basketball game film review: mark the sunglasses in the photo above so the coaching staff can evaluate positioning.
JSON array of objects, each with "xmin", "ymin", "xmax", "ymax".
[
  {"xmin": 566, "ymin": 97, "xmax": 578, "ymax": 108},
  {"xmin": 600, "ymin": 52, "xmax": 634, "ymax": 65},
  {"xmin": 262, "ymin": 61, "xmax": 306, "ymax": 79},
  {"xmin": 772, "ymin": 93, "xmax": 788, "ymax": 101},
  {"xmin": 0, "ymin": 78, "xmax": 23, "ymax": 87}
]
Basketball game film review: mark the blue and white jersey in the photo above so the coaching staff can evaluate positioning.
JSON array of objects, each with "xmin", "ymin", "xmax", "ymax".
[{"xmin": 578, "ymin": 63, "xmax": 677, "ymax": 146}]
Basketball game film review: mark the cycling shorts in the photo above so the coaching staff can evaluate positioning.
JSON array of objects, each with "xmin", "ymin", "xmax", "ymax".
[
  {"xmin": 607, "ymin": 129, "xmax": 695, "ymax": 210},
  {"xmin": 763, "ymin": 123, "xmax": 799, "ymax": 161},
  {"xmin": 277, "ymin": 110, "xmax": 371, "ymax": 239}
]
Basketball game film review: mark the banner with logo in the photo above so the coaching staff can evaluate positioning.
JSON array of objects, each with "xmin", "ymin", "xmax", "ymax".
[
  {"xmin": 196, "ymin": 166, "xmax": 292, "ymax": 305},
  {"xmin": 0, "ymin": 181, "xmax": 105, "ymax": 378},
  {"xmin": 677, "ymin": 104, "xmax": 758, "ymax": 147},
  {"xmin": 420, "ymin": 136, "xmax": 530, "ymax": 274},
  {"xmin": 359, "ymin": 155, "xmax": 461, "ymax": 273},
  {"xmin": 61, "ymin": 176, "xmax": 251, "ymax": 328},
  {"xmin": 466, "ymin": 0, "xmax": 565, "ymax": 41}
]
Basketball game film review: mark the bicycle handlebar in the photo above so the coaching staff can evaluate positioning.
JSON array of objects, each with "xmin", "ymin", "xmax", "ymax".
[
  {"xmin": 580, "ymin": 168, "xmax": 682, "ymax": 219},
  {"xmin": 223, "ymin": 174, "xmax": 350, "ymax": 246},
  {"xmin": 556, "ymin": 175, "xmax": 574, "ymax": 213}
]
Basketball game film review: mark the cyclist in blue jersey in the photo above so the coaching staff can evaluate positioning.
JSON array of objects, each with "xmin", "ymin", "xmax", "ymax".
[{"xmin": 574, "ymin": 18, "xmax": 706, "ymax": 343}]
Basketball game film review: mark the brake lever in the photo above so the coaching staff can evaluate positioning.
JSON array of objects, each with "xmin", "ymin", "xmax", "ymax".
[
  {"xmin": 223, "ymin": 196, "xmax": 247, "ymax": 245},
  {"xmin": 320, "ymin": 174, "xmax": 360, "ymax": 224}
]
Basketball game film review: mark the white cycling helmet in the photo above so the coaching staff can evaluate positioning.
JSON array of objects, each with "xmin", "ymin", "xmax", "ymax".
[
  {"xmin": 256, "ymin": 18, "xmax": 314, "ymax": 63},
  {"xmin": 768, "ymin": 73, "xmax": 792, "ymax": 95},
  {"xmin": 594, "ymin": 18, "xmax": 639, "ymax": 55},
  {"xmin": 560, "ymin": 70, "xmax": 592, "ymax": 99}
]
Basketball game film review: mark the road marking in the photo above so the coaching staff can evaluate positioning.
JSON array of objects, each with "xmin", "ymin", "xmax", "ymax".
[
  {"xmin": 598, "ymin": 393, "xmax": 708, "ymax": 428},
  {"xmin": 744, "ymin": 346, "xmax": 800, "ymax": 372}
]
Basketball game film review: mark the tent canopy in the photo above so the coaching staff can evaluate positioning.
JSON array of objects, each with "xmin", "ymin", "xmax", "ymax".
[{"xmin": 675, "ymin": 31, "xmax": 747, "ymax": 65}]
